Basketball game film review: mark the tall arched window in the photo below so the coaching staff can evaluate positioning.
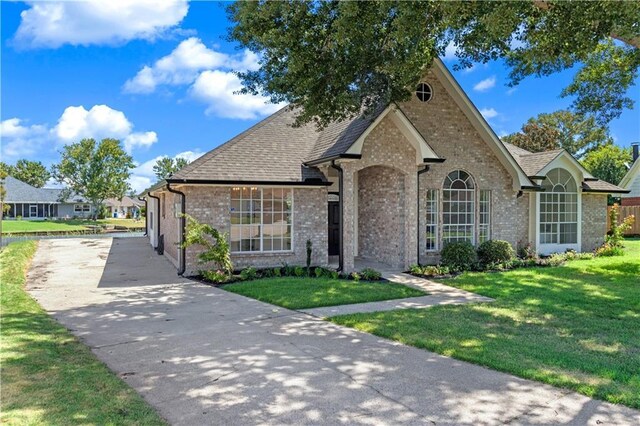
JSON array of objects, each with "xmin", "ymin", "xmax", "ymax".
[
  {"xmin": 539, "ymin": 168, "xmax": 578, "ymax": 246},
  {"xmin": 443, "ymin": 170, "xmax": 475, "ymax": 245}
]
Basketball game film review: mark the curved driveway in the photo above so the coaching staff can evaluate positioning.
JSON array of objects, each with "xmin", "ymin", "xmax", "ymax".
[{"xmin": 27, "ymin": 237, "xmax": 640, "ymax": 425}]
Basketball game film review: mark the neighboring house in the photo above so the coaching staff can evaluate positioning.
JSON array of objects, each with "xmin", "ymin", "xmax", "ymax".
[
  {"xmin": 619, "ymin": 143, "xmax": 640, "ymax": 206},
  {"xmin": 2, "ymin": 175, "xmax": 94, "ymax": 219},
  {"xmin": 142, "ymin": 59, "xmax": 628, "ymax": 275},
  {"xmin": 105, "ymin": 196, "xmax": 143, "ymax": 218}
]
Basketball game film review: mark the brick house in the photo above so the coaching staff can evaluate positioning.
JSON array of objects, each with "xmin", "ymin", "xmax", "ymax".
[
  {"xmin": 620, "ymin": 143, "xmax": 640, "ymax": 206},
  {"xmin": 143, "ymin": 59, "xmax": 628, "ymax": 275}
]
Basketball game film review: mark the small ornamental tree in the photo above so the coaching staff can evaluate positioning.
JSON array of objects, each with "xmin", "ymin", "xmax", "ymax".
[
  {"xmin": 607, "ymin": 204, "xmax": 635, "ymax": 248},
  {"xmin": 181, "ymin": 214, "xmax": 233, "ymax": 275}
]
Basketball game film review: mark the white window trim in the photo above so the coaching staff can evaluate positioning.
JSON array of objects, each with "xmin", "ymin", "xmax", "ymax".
[
  {"xmin": 442, "ymin": 171, "xmax": 476, "ymax": 246},
  {"xmin": 425, "ymin": 189, "xmax": 439, "ymax": 252},
  {"xmin": 230, "ymin": 187, "xmax": 295, "ymax": 254},
  {"xmin": 479, "ymin": 190, "xmax": 491, "ymax": 244},
  {"xmin": 535, "ymin": 168, "xmax": 582, "ymax": 255},
  {"xmin": 29, "ymin": 204, "xmax": 38, "ymax": 218}
]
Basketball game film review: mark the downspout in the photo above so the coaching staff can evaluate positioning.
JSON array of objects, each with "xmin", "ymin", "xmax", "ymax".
[
  {"xmin": 166, "ymin": 183, "xmax": 186, "ymax": 276},
  {"xmin": 147, "ymin": 192, "xmax": 160, "ymax": 249},
  {"xmin": 329, "ymin": 160, "xmax": 344, "ymax": 271},
  {"xmin": 417, "ymin": 165, "xmax": 430, "ymax": 266},
  {"xmin": 137, "ymin": 196, "xmax": 148, "ymax": 236}
]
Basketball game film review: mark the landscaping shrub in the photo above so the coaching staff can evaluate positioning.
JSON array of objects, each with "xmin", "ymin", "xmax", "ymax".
[
  {"xmin": 441, "ymin": 241, "xmax": 477, "ymax": 271},
  {"xmin": 477, "ymin": 240, "xmax": 515, "ymax": 266},
  {"xmin": 294, "ymin": 266, "xmax": 306, "ymax": 277},
  {"xmin": 596, "ymin": 242, "xmax": 625, "ymax": 257},
  {"xmin": 240, "ymin": 266, "xmax": 257, "ymax": 281},
  {"xmin": 201, "ymin": 269, "xmax": 229, "ymax": 283},
  {"xmin": 272, "ymin": 267, "xmax": 282, "ymax": 277},
  {"xmin": 283, "ymin": 264, "xmax": 296, "ymax": 276},
  {"xmin": 360, "ymin": 268, "xmax": 382, "ymax": 281},
  {"xmin": 330, "ymin": 270, "xmax": 340, "ymax": 280},
  {"xmin": 314, "ymin": 267, "xmax": 325, "ymax": 278},
  {"xmin": 409, "ymin": 264, "xmax": 423, "ymax": 275},
  {"xmin": 517, "ymin": 241, "xmax": 537, "ymax": 260},
  {"xmin": 351, "ymin": 272, "xmax": 361, "ymax": 282},
  {"xmin": 182, "ymin": 214, "xmax": 233, "ymax": 275}
]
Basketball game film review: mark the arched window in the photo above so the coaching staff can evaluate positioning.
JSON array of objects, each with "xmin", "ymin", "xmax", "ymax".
[
  {"xmin": 443, "ymin": 170, "xmax": 475, "ymax": 245},
  {"xmin": 539, "ymin": 168, "xmax": 578, "ymax": 246}
]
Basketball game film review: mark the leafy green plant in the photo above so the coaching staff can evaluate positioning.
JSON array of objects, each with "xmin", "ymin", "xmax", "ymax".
[
  {"xmin": 360, "ymin": 268, "xmax": 382, "ymax": 281},
  {"xmin": 181, "ymin": 214, "xmax": 233, "ymax": 274},
  {"xmin": 314, "ymin": 267, "xmax": 325, "ymax": 278},
  {"xmin": 596, "ymin": 242, "xmax": 625, "ymax": 257},
  {"xmin": 607, "ymin": 204, "xmax": 635, "ymax": 249},
  {"xmin": 272, "ymin": 267, "xmax": 282, "ymax": 277},
  {"xmin": 283, "ymin": 264, "xmax": 295, "ymax": 276},
  {"xmin": 330, "ymin": 271, "xmax": 340, "ymax": 280},
  {"xmin": 240, "ymin": 266, "xmax": 258, "ymax": 281},
  {"xmin": 409, "ymin": 264, "xmax": 423, "ymax": 275},
  {"xmin": 477, "ymin": 240, "xmax": 515, "ymax": 266},
  {"xmin": 351, "ymin": 272, "xmax": 361, "ymax": 282},
  {"xmin": 201, "ymin": 269, "xmax": 229, "ymax": 283},
  {"xmin": 441, "ymin": 241, "xmax": 477, "ymax": 272},
  {"xmin": 294, "ymin": 266, "xmax": 306, "ymax": 277}
]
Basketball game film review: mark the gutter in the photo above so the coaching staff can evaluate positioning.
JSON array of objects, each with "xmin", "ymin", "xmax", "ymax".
[
  {"xmin": 166, "ymin": 183, "xmax": 186, "ymax": 276},
  {"xmin": 417, "ymin": 166, "xmax": 431, "ymax": 265},
  {"xmin": 147, "ymin": 192, "xmax": 160, "ymax": 249},
  {"xmin": 329, "ymin": 160, "xmax": 344, "ymax": 272},
  {"xmin": 166, "ymin": 178, "xmax": 331, "ymax": 187},
  {"xmin": 137, "ymin": 196, "xmax": 148, "ymax": 236},
  {"xmin": 304, "ymin": 154, "xmax": 362, "ymax": 167}
]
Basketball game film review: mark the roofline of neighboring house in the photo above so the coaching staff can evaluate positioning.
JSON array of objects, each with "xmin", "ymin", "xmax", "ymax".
[{"xmin": 620, "ymin": 157, "xmax": 640, "ymax": 188}]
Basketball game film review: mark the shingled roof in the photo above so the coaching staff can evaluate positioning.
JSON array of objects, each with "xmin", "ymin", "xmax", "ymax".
[
  {"xmin": 3, "ymin": 176, "xmax": 89, "ymax": 203},
  {"xmin": 502, "ymin": 142, "xmax": 628, "ymax": 193},
  {"xmin": 168, "ymin": 104, "xmax": 395, "ymax": 184}
]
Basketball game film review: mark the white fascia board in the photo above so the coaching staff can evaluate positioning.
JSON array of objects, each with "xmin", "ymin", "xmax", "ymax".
[
  {"xmin": 431, "ymin": 59, "xmax": 533, "ymax": 191},
  {"xmin": 620, "ymin": 159, "xmax": 640, "ymax": 188},
  {"xmin": 538, "ymin": 151, "xmax": 595, "ymax": 181}
]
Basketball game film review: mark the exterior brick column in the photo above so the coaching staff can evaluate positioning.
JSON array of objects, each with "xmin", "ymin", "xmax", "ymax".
[
  {"xmin": 404, "ymin": 170, "xmax": 418, "ymax": 268},
  {"xmin": 341, "ymin": 162, "xmax": 356, "ymax": 273}
]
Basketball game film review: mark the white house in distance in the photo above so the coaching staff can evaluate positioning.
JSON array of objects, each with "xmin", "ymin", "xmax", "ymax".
[
  {"xmin": 620, "ymin": 143, "xmax": 640, "ymax": 206},
  {"xmin": 105, "ymin": 196, "xmax": 144, "ymax": 219}
]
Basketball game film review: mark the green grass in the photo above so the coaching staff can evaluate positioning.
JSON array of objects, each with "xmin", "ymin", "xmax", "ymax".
[
  {"xmin": 0, "ymin": 241, "xmax": 165, "ymax": 425},
  {"xmin": 224, "ymin": 276, "xmax": 426, "ymax": 309},
  {"xmin": 331, "ymin": 240, "xmax": 640, "ymax": 409},
  {"xmin": 2, "ymin": 218, "xmax": 145, "ymax": 234}
]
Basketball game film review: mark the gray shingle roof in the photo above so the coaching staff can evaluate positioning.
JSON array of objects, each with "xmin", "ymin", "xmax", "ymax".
[
  {"xmin": 582, "ymin": 180, "xmax": 629, "ymax": 193},
  {"xmin": 3, "ymin": 176, "xmax": 87, "ymax": 203},
  {"xmin": 171, "ymin": 105, "xmax": 387, "ymax": 183},
  {"xmin": 105, "ymin": 196, "xmax": 144, "ymax": 208}
]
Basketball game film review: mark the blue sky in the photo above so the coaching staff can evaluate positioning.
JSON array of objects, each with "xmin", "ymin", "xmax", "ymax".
[{"xmin": 2, "ymin": 1, "xmax": 639, "ymax": 192}]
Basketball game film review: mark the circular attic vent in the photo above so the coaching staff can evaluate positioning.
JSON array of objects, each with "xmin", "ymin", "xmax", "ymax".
[{"xmin": 416, "ymin": 82, "xmax": 433, "ymax": 102}]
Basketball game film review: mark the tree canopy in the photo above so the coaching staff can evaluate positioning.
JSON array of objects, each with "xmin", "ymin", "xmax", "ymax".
[
  {"xmin": 581, "ymin": 144, "xmax": 632, "ymax": 185},
  {"xmin": 502, "ymin": 110, "xmax": 613, "ymax": 157},
  {"xmin": 227, "ymin": 1, "xmax": 639, "ymax": 127},
  {"xmin": 0, "ymin": 159, "xmax": 51, "ymax": 188},
  {"xmin": 52, "ymin": 138, "xmax": 134, "ymax": 219},
  {"xmin": 153, "ymin": 157, "xmax": 190, "ymax": 181}
]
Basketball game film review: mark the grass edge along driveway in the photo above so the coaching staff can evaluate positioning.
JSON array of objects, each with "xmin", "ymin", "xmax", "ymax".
[
  {"xmin": 331, "ymin": 240, "xmax": 640, "ymax": 410},
  {"xmin": 224, "ymin": 276, "xmax": 425, "ymax": 310},
  {"xmin": 0, "ymin": 241, "xmax": 165, "ymax": 425}
]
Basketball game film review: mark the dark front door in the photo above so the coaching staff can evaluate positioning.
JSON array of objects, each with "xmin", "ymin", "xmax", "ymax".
[{"xmin": 328, "ymin": 201, "xmax": 340, "ymax": 256}]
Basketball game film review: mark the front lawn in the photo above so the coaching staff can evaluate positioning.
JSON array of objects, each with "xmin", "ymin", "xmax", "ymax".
[
  {"xmin": 2, "ymin": 218, "xmax": 145, "ymax": 234},
  {"xmin": 224, "ymin": 276, "xmax": 425, "ymax": 309},
  {"xmin": 331, "ymin": 240, "xmax": 640, "ymax": 409},
  {"xmin": 0, "ymin": 241, "xmax": 164, "ymax": 424}
]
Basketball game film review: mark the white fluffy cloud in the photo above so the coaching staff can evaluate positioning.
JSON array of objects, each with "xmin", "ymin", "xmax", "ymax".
[
  {"xmin": 129, "ymin": 150, "xmax": 203, "ymax": 193},
  {"xmin": 0, "ymin": 118, "xmax": 49, "ymax": 159},
  {"xmin": 13, "ymin": 0, "xmax": 189, "ymax": 49},
  {"xmin": 479, "ymin": 108, "xmax": 499, "ymax": 119},
  {"xmin": 473, "ymin": 76, "xmax": 497, "ymax": 92},
  {"xmin": 1, "ymin": 105, "xmax": 157, "ymax": 161},
  {"xmin": 124, "ymin": 37, "xmax": 279, "ymax": 119},
  {"xmin": 190, "ymin": 70, "xmax": 282, "ymax": 119},
  {"xmin": 53, "ymin": 105, "xmax": 156, "ymax": 153}
]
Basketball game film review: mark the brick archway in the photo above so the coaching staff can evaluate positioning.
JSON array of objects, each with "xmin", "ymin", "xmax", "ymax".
[{"xmin": 357, "ymin": 165, "xmax": 406, "ymax": 269}]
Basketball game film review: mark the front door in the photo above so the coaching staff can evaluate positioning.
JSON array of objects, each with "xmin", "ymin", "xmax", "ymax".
[
  {"xmin": 29, "ymin": 205, "xmax": 38, "ymax": 218},
  {"xmin": 328, "ymin": 201, "xmax": 340, "ymax": 256}
]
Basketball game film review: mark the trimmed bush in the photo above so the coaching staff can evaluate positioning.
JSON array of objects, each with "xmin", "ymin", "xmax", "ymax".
[
  {"xmin": 240, "ymin": 266, "xmax": 257, "ymax": 281},
  {"xmin": 201, "ymin": 269, "xmax": 229, "ymax": 283},
  {"xmin": 351, "ymin": 272, "xmax": 361, "ymax": 282},
  {"xmin": 272, "ymin": 267, "xmax": 282, "ymax": 277},
  {"xmin": 477, "ymin": 240, "xmax": 515, "ymax": 266},
  {"xmin": 314, "ymin": 267, "xmax": 325, "ymax": 278},
  {"xmin": 440, "ymin": 241, "xmax": 477, "ymax": 271},
  {"xmin": 360, "ymin": 268, "xmax": 382, "ymax": 281},
  {"xmin": 294, "ymin": 266, "xmax": 306, "ymax": 277}
]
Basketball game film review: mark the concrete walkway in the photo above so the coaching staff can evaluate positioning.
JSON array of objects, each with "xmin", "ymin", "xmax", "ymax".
[
  {"xmin": 26, "ymin": 238, "xmax": 640, "ymax": 425},
  {"xmin": 301, "ymin": 272, "xmax": 493, "ymax": 318}
]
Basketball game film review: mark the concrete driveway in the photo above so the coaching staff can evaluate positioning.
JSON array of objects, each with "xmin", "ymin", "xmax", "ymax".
[{"xmin": 27, "ymin": 238, "xmax": 640, "ymax": 425}]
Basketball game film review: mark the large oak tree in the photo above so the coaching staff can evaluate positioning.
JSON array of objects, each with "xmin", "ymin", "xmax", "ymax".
[{"xmin": 227, "ymin": 1, "xmax": 639, "ymax": 127}]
